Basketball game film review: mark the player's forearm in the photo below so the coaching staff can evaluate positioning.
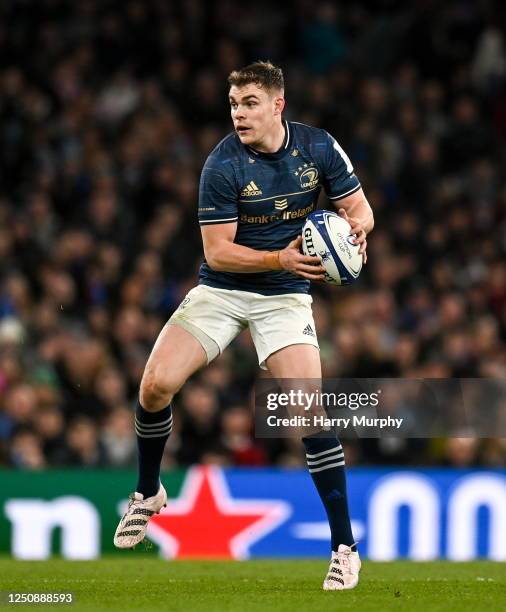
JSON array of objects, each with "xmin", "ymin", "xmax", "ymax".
[
  {"xmin": 347, "ymin": 200, "xmax": 374, "ymax": 233},
  {"xmin": 336, "ymin": 191, "xmax": 374, "ymax": 234},
  {"xmin": 359, "ymin": 205, "xmax": 374, "ymax": 234},
  {"xmin": 205, "ymin": 240, "xmax": 281, "ymax": 273}
]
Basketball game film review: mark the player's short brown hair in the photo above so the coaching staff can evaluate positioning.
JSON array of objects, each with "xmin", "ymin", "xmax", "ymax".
[{"xmin": 228, "ymin": 61, "xmax": 284, "ymax": 93}]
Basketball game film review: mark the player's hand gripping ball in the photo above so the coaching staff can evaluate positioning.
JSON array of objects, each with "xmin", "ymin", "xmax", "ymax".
[{"xmin": 302, "ymin": 210, "xmax": 363, "ymax": 285}]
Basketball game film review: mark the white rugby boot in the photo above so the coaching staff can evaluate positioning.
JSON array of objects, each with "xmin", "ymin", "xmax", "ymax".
[
  {"xmin": 323, "ymin": 544, "xmax": 361, "ymax": 590},
  {"xmin": 114, "ymin": 484, "xmax": 167, "ymax": 549}
]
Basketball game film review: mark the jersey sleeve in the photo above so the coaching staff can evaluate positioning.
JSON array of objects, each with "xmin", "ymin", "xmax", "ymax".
[
  {"xmin": 320, "ymin": 131, "xmax": 361, "ymax": 201},
  {"xmin": 198, "ymin": 156, "xmax": 238, "ymax": 226}
]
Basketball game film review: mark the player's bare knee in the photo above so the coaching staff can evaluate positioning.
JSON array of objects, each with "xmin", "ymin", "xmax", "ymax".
[
  {"xmin": 139, "ymin": 368, "xmax": 182, "ymax": 411},
  {"xmin": 139, "ymin": 377, "xmax": 173, "ymax": 411}
]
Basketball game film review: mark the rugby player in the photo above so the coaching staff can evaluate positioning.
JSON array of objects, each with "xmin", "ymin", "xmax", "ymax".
[{"xmin": 114, "ymin": 61, "xmax": 374, "ymax": 591}]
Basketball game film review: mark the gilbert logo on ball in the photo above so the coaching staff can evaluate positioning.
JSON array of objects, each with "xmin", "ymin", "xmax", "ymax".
[{"xmin": 302, "ymin": 210, "xmax": 363, "ymax": 285}]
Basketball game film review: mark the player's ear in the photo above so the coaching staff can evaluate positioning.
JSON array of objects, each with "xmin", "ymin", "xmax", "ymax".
[{"xmin": 273, "ymin": 94, "xmax": 285, "ymax": 116}]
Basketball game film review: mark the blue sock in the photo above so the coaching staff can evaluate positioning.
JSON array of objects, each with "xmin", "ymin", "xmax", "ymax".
[
  {"xmin": 302, "ymin": 433, "xmax": 354, "ymax": 551},
  {"xmin": 135, "ymin": 402, "xmax": 172, "ymax": 499}
]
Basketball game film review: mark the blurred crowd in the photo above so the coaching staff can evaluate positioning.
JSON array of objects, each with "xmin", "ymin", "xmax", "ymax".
[{"xmin": 0, "ymin": 0, "xmax": 504, "ymax": 470}]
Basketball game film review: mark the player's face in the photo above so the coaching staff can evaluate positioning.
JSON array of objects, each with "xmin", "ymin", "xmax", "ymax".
[{"xmin": 229, "ymin": 83, "xmax": 284, "ymax": 147}]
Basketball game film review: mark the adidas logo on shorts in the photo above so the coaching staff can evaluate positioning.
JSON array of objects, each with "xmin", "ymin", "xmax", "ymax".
[{"xmin": 303, "ymin": 324, "xmax": 315, "ymax": 337}]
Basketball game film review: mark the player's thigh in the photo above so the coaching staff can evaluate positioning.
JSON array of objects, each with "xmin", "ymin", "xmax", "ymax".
[
  {"xmin": 145, "ymin": 284, "xmax": 245, "ymax": 396},
  {"xmin": 142, "ymin": 323, "xmax": 207, "ymax": 397},
  {"xmin": 266, "ymin": 343, "xmax": 321, "ymax": 379},
  {"xmin": 168, "ymin": 285, "xmax": 246, "ymax": 358},
  {"xmin": 266, "ymin": 344, "xmax": 324, "ymax": 436},
  {"xmin": 252, "ymin": 294, "xmax": 323, "ymax": 436}
]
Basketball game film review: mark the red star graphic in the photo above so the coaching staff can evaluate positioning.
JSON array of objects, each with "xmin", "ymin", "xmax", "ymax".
[{"xmin": 147, "ymin": 466, "xmax": 290, "ymax": 559}]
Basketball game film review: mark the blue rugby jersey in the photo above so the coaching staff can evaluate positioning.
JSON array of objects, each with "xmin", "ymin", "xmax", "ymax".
[{"xmin": 198, "ymin": 120, "xmax": 361, "ymax": 295}]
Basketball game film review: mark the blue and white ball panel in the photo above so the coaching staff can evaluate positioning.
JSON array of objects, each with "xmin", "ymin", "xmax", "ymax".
[{"xmin": 302, "ymin": 210, "xmax": 362, "ymax": 285}]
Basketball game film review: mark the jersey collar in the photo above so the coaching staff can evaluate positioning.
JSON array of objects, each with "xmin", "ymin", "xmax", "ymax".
[{"xmin": 245, "ymin": 120, "xmax": 291, "ymax": 161}]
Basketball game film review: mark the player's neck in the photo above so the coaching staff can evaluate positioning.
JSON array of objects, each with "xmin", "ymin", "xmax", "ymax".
[{"xmin": 252, "ymin": 120, "xmax": 286, "ymax": 154}]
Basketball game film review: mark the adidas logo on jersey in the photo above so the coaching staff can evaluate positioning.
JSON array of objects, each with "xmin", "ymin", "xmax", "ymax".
[
  {"xmin": 302, "ymin": 324, "xmax": 315, "ymax": 337},
  {"xmin": 241, "ymin": 181, "xmax": 262, "ymax": 196}
]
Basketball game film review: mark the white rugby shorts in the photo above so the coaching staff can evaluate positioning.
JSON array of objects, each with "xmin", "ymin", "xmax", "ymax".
[{"xmin": 168, "ymin": 284, "xmax": 319, "ymax": 369}]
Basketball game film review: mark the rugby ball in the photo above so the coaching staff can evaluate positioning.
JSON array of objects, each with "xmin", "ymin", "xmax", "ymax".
[{"xmin": 302, "ymin": 210, "xmax": 362, "ymax": 285}]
